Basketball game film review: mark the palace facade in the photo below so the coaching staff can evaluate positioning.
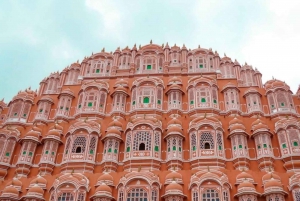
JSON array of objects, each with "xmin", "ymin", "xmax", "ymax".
[{"xmin": 0, "ymin": 42, "xmax": 300, "ymax": 201}]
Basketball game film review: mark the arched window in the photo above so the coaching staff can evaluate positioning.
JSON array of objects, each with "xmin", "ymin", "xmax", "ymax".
[
  {"xmin": 192, "ymin": 189, "xmax": 198, "ymax": 201},
  {"xmin": 127, "ymin": 188, "xmax": 148, "ymax": 201},
  {"xmin": 133, "ymin": 132, "xmax": 151, "ymax": 151},
  {"xmin": 139, "ymin": 143, "xmax": 146, "ymax": 151},
  {"xmin": 202, "ymin": 189, "xmax": 220, "ymax": 201},
  {"xmin": 204, "ymin": 142, "xmax": 211, "ymax": 149},
  {"xmin": 293, "ymin": 189, "xmax": 300, "ymax": 201},
  {"xmin": 58, "ymin": 192, "xmax": 74, "ymax": 201},
  {"xmin": 191, "ymin": 133, "xmax": 197, "ymax": 151},
  {"xmin": 143, "ymin": 97, "xmax": 150, "ymax": 104}
]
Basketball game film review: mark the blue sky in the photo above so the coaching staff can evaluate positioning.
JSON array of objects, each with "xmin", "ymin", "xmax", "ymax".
[{"xmin": 0, "ymin": 0, "xmax": 300, "ymax": 101}]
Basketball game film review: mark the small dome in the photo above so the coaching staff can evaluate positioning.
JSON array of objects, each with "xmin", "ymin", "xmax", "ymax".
[
  {"xmin": 3, "ymin": 185, "xmax": 18, "ymax": 195},
  {"xmin": 168, "ymin": 77, "xmax": 182, "ymax": 84},
  {"xmin": 230, "ymin": 124, "xmax": 246, "ymax": 131},
  {"xmin": 165, "ymin": 181, "xmax": 183, "ymax": 192},
  {"xmin": 25, "ymin": 130, "xmax": 40, "ymax": 139},
  {"xmin": 32, "ymin": 126, "xmax": 42, "ymax": 133},
  {"xmin": 30, "ymin": 175, "xmax": 47, "ymax": 185},
  {"xmin": 264, "ymin": 179, "xmax": 282, "ymax": 188},
  {"xmin": 28, "ymin": 185, "xmax": 44, "ymax": 194},
  {"xmin": 108, "ymin": 120, "xmax": 122, "ymax": 128},
  {"xmin": 166, "ymin": 171, "xmax": 182, "ymax": 180},
  {"xmin": 236, "ymin": 172, "xmax": 254, "ymax": 180},
  {"xmin": 96, "ymin": 183, "xmax": 112, "ymax": 193},
  {"xmin": 229, "ymin": 117, "xmax": 243, "ymax": 126},
  {"xmin": 238, "ymin": 180, "xmax": 255, "ymax": 190},
  {"xmin": 115, "ymin": 79, "xmax": 128, "ymax": 87},
  {"xmin": 262, "ymin": 172, "xmax": 281, "ymax": 182},
  {"xmin": 47, "ymin": 129, "xmax": 60, "ymax": 137},
  {"xmin": 7, "ymin": 178, "xmax": 22, "ymax": 187},
  {"xmin": 98, "ymin": 173, "xmax": 113, "ymax": 182},
  {"xmin": 168, "ymin": 118, "xmax": 182, "ymax": 126},
  {"xmin": 167, "ymin": 126, "xmax": 183, "ymax": 135},
  {"xmin": 106, "ymin": 128, "xmax": 121, "ymax": 136},
  {"xmin": 49, "ymin": 123, "xmax": 63, "ymax": 131}
]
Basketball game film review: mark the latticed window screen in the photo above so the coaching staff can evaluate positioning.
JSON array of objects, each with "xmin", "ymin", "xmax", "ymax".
[
  {"xmin": 288, "ymin": 129, "xmax": 300, "ymax": 147},
  {"xmin": 71, "ymin": 137, "xmax": 87, "ymax": 153},
  {"xmin": 172, "ymin": 138, "xmax": 177, "ymax": 150},
  {"xmin": 152, "ymin": 188, "xmax": 158, "ymax": 201},
  {"xmin": 278, "ymin": 131, "xmax": 287, "ymax": 148},
  {"xmin": 154, "ymin": 132, "xmax": 160, "ymax": 151},
  {"xmin": 99, "ymin": 92, "xmax": 106, "ymax": 108},
  {"xmin": 191, "ymin": 133, "xmax": 197, "ymax": 150},
  {"xmin": 157, "ymin": 87, "xmax": 162, "ymax": 104},
  {"xmin": 189, "ymin": 88, "xmax": 195, "ymax": 104},
  {"xmin": 202, "ymin": 189, "xmax": 220, "ymax": 201},
  {"xmin": 118, "ymin": 190, "xmax": 124, "ymax": 201},
  {"xmin": 65, "ymin": 138, "xmax": 71, "ymax": 155},
  {"xmin": 133, "ymin": 132, "xmax": 151, "ymax": 151},
  {"xmin": 108, "ymin": 140, "xmax": 113, "ymax": 152},
  {"xmin": 10, "ymin": 101, "xmax": 22, "ymax": 117},
  {"xmin": 223, "ymin": 190, "xmax": 229, "ymax": 201},
  {"xmin": 3, "ymin": 138, "xmax": 16, "ymax": 159},
  {"xmin": 127, "ymin": 188, "xmax": 148, "ymax": 201},
  {"xmin": 294, "ymin": 189, "xmax": 300, "ymax": 201},
  {"xmin": 77, "ymin": 192, "xmax": 85, "ymax": 201},
  {"xmin": 217, "ymin": 132, "xmax": 223, "ymax": 150},
  {"xmin": 268, "ymin": 94, "xmax": 275, "ymax": 109},
  {"xmin": 277, "ymin": 91, "xmax": 287, "ymax": 107},
  {"xmin": 89, "ymin": 137, "xmax": 96, "ymax": 154},
  {"xmin": 57, "ymin": 192, "xmax": 74, "ymax": 201},
  {"xmin": 0, "ymin": 136, "xmax": 5, "ymax": 156},
  {"xmin": 192, "ymin": 189, "xmax": 198, "ymax": 201},
  {"xmin": 114, "ymin": 141, "xmax": 119, "ymax": 153},
  {"xmin": 167, "ymin": 139, "xmax": 171, "ymax": 152},
  {"xmin": 126, "ymin": 133, "xmax": 131, "ymax": 152},
  {"xmin": 200, "ymin": 132, "xmax": 214, "ymax": 149}
]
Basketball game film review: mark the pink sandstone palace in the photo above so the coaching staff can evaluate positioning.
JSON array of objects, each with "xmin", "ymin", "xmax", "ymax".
[{"xmin": 0, "ymin": 41, "xmax": 300, "ymax": 201}]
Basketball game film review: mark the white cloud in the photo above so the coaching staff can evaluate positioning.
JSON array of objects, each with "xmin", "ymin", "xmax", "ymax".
[
  {"xmin": 242, "ymin": 0, "xmax": 300, "ymax": 93},
  {"xmin": 85, "ymin": 0, "xmax": 123, "ymax": 40}
]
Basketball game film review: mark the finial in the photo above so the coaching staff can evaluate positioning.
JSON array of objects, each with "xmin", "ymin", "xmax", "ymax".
[
  {"xmin": 245, "ymin": 62, "xmax": 247, "ymax": 65},
  {"xmin": 71, "ymin": 169, "xmax": 74, "ymax": 175},
  {"xmin": 198, "ymin": 45, "xmax": 200, "ymax": 48},
  {"xmin": 172, "ymin": 177, "xmax": 175, "ymax": 181},
  {"xmin": 134, "ymin": 44, "xmax": 136, "ymax": 48},
  {"xmin": 207, "ymin": 166, "xmax": 210, "ymax": 172},
  {"xmin": 77, "ymin": 60, "xmax": 79, "ymax": 63},
  {"xmin": 139, "ymin": 44, "xmax": 141, "ymax": 49},
  {"xmin": 84, "ymin": 117, "xmax": 88, "ymax": 122},
  {"xmin": 224, "ymin": 53, "xmax": 226, "ymax": 57},
  {"xmin": 138, "ymin": 166, "xmax": 141, "ymax": 172},
  {"xmin": 126, "ymin": 46, "xmax": 128, "ymax": 49},
  {"xmin": 204, "ymin": 113, "xmax": 207, "ymax": 118},
  {"xmin": 174, "ymin": 43, "xmax": 176, "ymax": 46},
  {"xmin": 183, "ymin": 44, "xmax": 186, "ymax": 48},
  {"xmin": 150, "ymin": 39, "xmax": 152, "ymax": 44},
  {"xmin": 101, "ymin": 48, "xmax": 105, "ymax": 52},
  {"xmin": 161, "ymin": 43, "xmax": 164, "ymax": 48},
  {"xmin": 92, "ymin": 52, "xmax": 93, "ymax": 55}
]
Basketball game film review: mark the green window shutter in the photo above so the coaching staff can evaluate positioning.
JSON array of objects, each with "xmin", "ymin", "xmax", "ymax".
[
  {"xmin": 213, "ymin": 99, "xmax": 217, "ymax": 104},
  {"xmin": 258, "ymin": 145, "xmax": 261, "ymax": 149},
  {"xmin": 263, "ymin": 144, "xmax": 267, "ymax": 148},
  {"xmin": 168, "ymin": 147, "xmax": 170, "ymax": 152},
  {"xmin": 65, "ymin": 107, "xmax": 69, "ymax": 111},
  {"xmin": 51, "ymin": 152, "xmax": 55, "ymax": 155},
  {"xmin": 14, "ymin": 113, "xmax": 18, "ymax": 116},
  {"xmin": 39, "ymin": 109, "xmax": 43, "ymax": 113},
  {"xmin": 281, "ymin": 102, "xmax": 285, "ymax": 106},
  {"xmin": 282, "ymin": 144, "xmax": 287, "ymax": 148},
  {"xmin": 190, "ymin": 100, "xmax": 194, "ymax": 105},
  {"xmin": 155, "ymin": 146, "xmax": 159, "ymax": 151},
  {"xmin": 23, "ymin": 114, "xmax": 27, "ymax": 117},
  {"xmin": 143, "ymin": 97, "xmax": 150, "ymax": 104},
  {"xmin": 5, "ymin": 152, "xmax": 10, "ymax": 156},
  {"xmin": 201, "ymin": 98, "xmax": 206, "ymax": 103},
  {"xmin": 199, "ymin": 64, "xmax": 203, "ymax": 68},
  {"xmin": 60, "ymin": 106, "xmax": 64, "ymax": 110},
  {"xmin": 96, "ymin": 69, "xmax": 100, "ymax": 73},
  {"xmin": 114, "ymin": 149, "xmax": 118, "ymax": 153},
  {"xmin": 78, "ymin": 104, "xmax": 82, "ymax": 108},
  {"xmin": 100, "ymin": 104, "xmax": 103, "ymax": 108},
  {"xmin": 23, "ymin": 151, "xmax": 26, "ymax": 155},
  {"xmin": 239, "ymin": 145, "xmax": 242, "ymax": 149},
  {"xmin": 45, "ymin": 150, "xmax": 49, "ymax": 154},
  {"xmin": 157, "ymin": 100, "xmax": 161, "ymax": 104},
  {"xmin": 179, "ymin": 147, "xmax": 182, "ymax": 152},
  {"xmin": 132, "ymin": 101, "xmax": 136, "ymax": 105},
  {"xmin": 172, "ymin": 146, "xmax": 176, "ymax": 151},
  {"xmin": 88, "ymin": 102, "xmax": 93, "ymax": 107},
  {"xmin": 193, "ymin": 146, "xmax": 196, "ymax": 151},
  {"xmin": 293, "ymin": 141, "xmax": 299, "ymax": 146},
  {"xmin": 90, "ymin": 150, "xmax": 94, "ymax": 154},
  {"xmin": 254, "ymin": 101, "xmax": 257, "ymax": 105},
  {"xmin": 218, "ymin": 145, "xmax": 222, "ymax": 150},
  {"xmin": 65, "ymin": 150, "xmax": 68, "ymax": 154},
  {"xmin": 147, "ymin": 65, "xmax": 152, "ymax": 70},
  {"xmin": 108, "ymin": 148, "xmax": 112, "ymax": 153},
  {"xmin": 233, "ymin": 146, "xmax": 236, "ymax": 150},
  {"xmin": 29, "ymin": 152, "xmax": 33, "ymax": 156},
  {"xmin": 126, "ymin": 147, "xmax": 130, "ymax": 152},
  {"xmin": 271, "ymin": 104, "xmax": 274, "ymax": 108}
]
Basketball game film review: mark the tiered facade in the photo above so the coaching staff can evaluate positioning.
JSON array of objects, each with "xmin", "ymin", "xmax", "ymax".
[{"xmin": 1, "ymin": 42, "xmax": 300, "ymax": 201}]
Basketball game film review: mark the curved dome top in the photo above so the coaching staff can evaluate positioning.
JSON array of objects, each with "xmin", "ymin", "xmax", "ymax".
[
  {"xmin": 165, "ymin": 181, "xmax": 183, "ymax": 192},
  {"xmin": 106, "ymin": 128, "xmax": 121, "ymax": 136},
  {"xmin": 7, "ymin": 177, "xmax": 22, "ymax": 187},
  {"xmin": 49, "ymin": 123, "xmax": 63, "ymax": 131},
  {"xmin": 30, "ymin": 175, "xmax": 47, "ymax": 185},
  {"xmin": 108, "ymin": 119, "xmax": 123, "ymax": 128},
  {"xmin": 251, "ymin": 119, "xmax": 270, "ymax": 132},
  {"xmin": 114, "ymin": 79, "xmax": 128, "ymax": 87},
  {"xmin": 98, "ymin": 173, "xmax": 113, "ymax": 182},
  {"xmin": 95, "ymin": 183, "xmax": 112, "ymax": 193},
  {"xmin": 165, "ymin": 171, "xmax": 182, "ymax": 180},
  {"xmin": 229, "ymin": 117, "xmax": 243, "ymax": 126},
  {"xmin": 264, "ymin": 179, "xmax": 282, "ymax": 188},
  {"xmin": 236, "ymin": 171, "xmax": 254, "ymax": 180},
  {"xmin": 168, "ymin": 77, "xmax": 182, "ymax": 85},
  {"xmin": 28, "ymin": 184, "xmax": 44, "ymax": 194},
  {"xmin": 168, "ymin": 118, "xmax": 182, "ymax": 126},
  {"xmin": 167, "ymin": 126, "xmax": 183, "ymax": 135},
  {"xmin": 238, "ymin": 180, "xmax": 255, "ymax": 190},
  {"xmin": 46, "ymin": 129, "xmax": 61, "ymax": 137},
  {"xmin": 2, "ymin": 185, "xmax": 19, "ymax": 195},
  {"xmin": 265, "ymin": 79, "xmax": 290, "ymax": 91},
  {"xmin": 262, "ymin": 172, "xmax": 281, "ymax": 182}
]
